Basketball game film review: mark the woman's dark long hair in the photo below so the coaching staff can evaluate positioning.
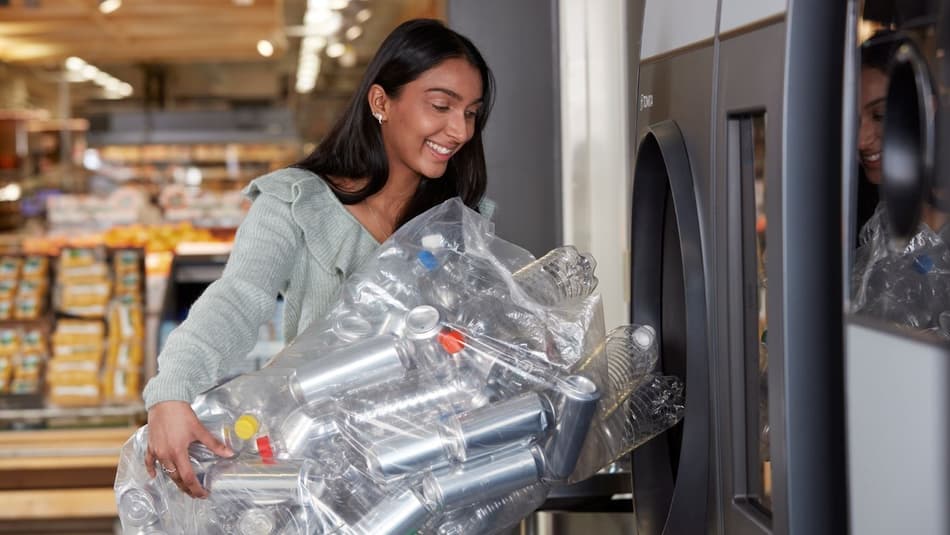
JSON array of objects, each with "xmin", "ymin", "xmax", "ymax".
[
  {"xmin": 295, "ymin": 19, "xmax": 495, "ymax": 227},
  {"xmin": 855, "ymin": 30, "xmax": 903, "ymax": 239}
]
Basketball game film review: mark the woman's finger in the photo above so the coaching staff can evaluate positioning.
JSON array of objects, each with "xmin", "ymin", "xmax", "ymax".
[
  {"xmin": 173, "ymin": 451, "xmax": 207, "ymax": 499},
  {"xmin": 162, "ymin": 461, "xmax": 189, "ymax": 495},
  {"xmin": 193, "ymin": 424, "xmax": 234, "ymax": 459},
  {"xmin": 144, "ymin": 449, "xmax": 157, "ymax": 478}
]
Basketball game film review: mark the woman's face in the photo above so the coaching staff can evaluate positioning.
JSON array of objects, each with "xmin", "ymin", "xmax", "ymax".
[
  {"xmin": 859, "ymin": 66, "xmax": 888, "ymax": 184},
  {"xmin": 373, "ymin": 58, "xmax": 483, "ymax": 182}
]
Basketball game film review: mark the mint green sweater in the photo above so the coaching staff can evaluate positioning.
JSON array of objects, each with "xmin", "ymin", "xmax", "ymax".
[{"xmin": 142, "ymin": 168, "xmax": 380, "ymax": 408}]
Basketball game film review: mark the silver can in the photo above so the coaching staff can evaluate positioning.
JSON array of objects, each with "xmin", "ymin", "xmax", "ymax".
[
  {"xmin": 446, "ymin": 391, "xmax": 552, "ymax": 461},
  {"xmin": 291, "ymin": 334, "xmax": 409, "ymax": 405},
  {"xmin": 277, "ymin": 407, "xmax": 339, "ymax": 458},
  {"xmin": 422, "ymin": 447, "xmax": 542, "ymax": 511},
  {"xmin": 349, "ymin": 488, "xmax": 430, "ymax": 535},
  {"xmin": 404, "ymin": 305, "xmax": 442, "ymax": 340},
  {"xmin": 206, "ymin": 461, "xmax": 306, "ymax": 506},
  {"xmin": 542, "ymin": 374, "xmax": 601, "ymax": 480},
  {"xmin": 366, "ymin": 427, "xmax": 450, "ymax": 477}
]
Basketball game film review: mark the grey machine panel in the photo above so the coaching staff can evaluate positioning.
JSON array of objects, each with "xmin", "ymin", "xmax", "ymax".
[
  {"xmin": 714, "ymin": 20, "xmax": 787, "ymax": 535},
  {"xmin": 846, "ymin": 322, "xmax": 950, "ymax": 535},
  {"xmin": 630, "ymin": 46, "xmax": 716, "ymax": 535}
]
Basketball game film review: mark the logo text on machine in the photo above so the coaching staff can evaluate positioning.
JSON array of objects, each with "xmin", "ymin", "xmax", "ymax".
[{"xmin": 639, "ymin": 93, "xmax": 654, "ymax": 111}]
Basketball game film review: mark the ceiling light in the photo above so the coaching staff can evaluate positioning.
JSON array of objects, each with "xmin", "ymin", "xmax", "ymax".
[
  {"xmin": 304, "ymin": 9, "xmax": 342, "ymax": 35},
  {"xmin": 326, "ymin": 42, "xmax": 346, "ymax": 58},
  {"xmin": 328, "ymin": 0, "xmax": 349, "ymax": 9},
  {"xmin": 295, "ymin": 77, "xmax": 316, "ymax": 94},
  {"xmin": 355, "ymin": 8, "xmax": 371, "ymax": 23},
  {"xmin": 81, "ymin": 64, "xmax": 99, "ymax": 80},
  {"xmin": 0, "ymin": 184, "xmax": 21, "ymax": 203},
  {"xmin": 339, "ymin": 48, "xmax": 358, "ymax": 68},
  {"xmin": 65, "ymin": 56, "xmax": 85, "ymax": 71},
  {"xmin": 98, "ymin": 0, "xmax": 122, "ymax": 15},
  {"xmin": 345, "ymin": 25, "xmax": 362, "ymax": 41},
  {"xmin": 93, "ymin": 72, "xmax": 112, "ymax": 85},
  {"xmin": 233, "ymin": 0, "xmax": 254, "ymax": 5},
  {"xmin": 257, "ymin": 39, "xmax": 274, "ymax": 57},
  {"xmin": 301, "ymin": 36, "xmax": 327, "ymax": 54}
]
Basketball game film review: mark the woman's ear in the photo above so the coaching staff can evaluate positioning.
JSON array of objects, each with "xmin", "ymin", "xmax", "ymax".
[{"xmin": 368, "ymin": 84, "xmax": 389, "ymax": 121}]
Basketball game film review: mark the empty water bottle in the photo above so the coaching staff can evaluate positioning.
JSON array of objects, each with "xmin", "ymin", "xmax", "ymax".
[{"xmin": 513, "ymin": 246, "xmax": 598, "ymax": 307}]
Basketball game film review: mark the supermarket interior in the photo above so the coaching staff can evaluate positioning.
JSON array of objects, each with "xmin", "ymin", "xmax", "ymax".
[
  {"xmin": 2, "ymin": 1, "xmax": 949, "ymax": 535},
  {"xmin": 0, "ymin": 1, "xmax": 454, "ymax": 533}
]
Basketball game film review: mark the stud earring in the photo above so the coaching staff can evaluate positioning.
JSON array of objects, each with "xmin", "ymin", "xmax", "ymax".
[{"xmin": 373, "ymin": 112, "xmax": 383, "ymax": 124}]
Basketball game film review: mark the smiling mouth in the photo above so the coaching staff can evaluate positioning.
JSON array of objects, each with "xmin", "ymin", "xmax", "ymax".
[
  {"xmin": 426, "ymin": 139, "xmax": 454, "ymax": 156},
  {"xmin": 862, "ymin": 151, "xmax": 881, "ymax": 165}
]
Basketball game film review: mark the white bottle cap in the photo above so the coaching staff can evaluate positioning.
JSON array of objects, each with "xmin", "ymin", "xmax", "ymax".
[{"xmin": 421, "ymin": 233, "xmax": 444, "ymax": 249}]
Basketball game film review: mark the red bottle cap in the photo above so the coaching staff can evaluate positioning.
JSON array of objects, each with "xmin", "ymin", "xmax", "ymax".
[
  {"xmin": 437, "ymin": 328, "xmax": 466, "ymax": 354},
  {"xmin": 257, "ymin": 436, "xmax": 275, "ymax": 464}
]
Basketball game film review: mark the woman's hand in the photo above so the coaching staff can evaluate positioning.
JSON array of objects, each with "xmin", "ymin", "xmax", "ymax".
[{"xmin": 144, "ymin": 400, "xmax": 234, "ymax": 498}]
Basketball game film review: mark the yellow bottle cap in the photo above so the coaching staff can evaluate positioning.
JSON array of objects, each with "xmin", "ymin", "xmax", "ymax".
[{"xmin": 233, "ymin": 414, "xmax": 260, "ymax": 440}]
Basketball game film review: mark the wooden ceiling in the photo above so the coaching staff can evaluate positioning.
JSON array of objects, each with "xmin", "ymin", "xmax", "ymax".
[
  {"xmin": 0, "ymin": 0, "xmax": 287, "ymax": 65},
  {"xmin": 0, "ymin": 0, "xmax": 443, "ymax": 113}
]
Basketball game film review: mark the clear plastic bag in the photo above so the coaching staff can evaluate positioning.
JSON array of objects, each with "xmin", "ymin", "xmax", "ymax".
[
  {"xmin": 116, "ymin": 198, "xmax": 684, "ymax": 534},
  {"xmin": 852, "ymin": 205, "xmax": 950, "ymax": 338}
]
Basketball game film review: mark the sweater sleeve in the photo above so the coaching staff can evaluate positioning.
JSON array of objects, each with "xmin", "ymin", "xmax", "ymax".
[{"xmin": 142, "ymin": 191, "xmax": 300, "ymax": 408}]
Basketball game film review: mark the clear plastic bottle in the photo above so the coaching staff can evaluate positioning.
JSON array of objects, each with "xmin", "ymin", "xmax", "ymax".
[{"xmin": 512, "ymin": 246, "xmax": 598, "ymax": 307}]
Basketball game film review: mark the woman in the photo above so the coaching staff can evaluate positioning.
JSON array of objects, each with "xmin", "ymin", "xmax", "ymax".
[{"xmin": 142, "ymin": 18, "xmax": 495, "ymax": 498}]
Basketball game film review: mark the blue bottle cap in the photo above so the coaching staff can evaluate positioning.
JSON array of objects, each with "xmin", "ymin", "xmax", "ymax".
[
  {"xmin": 417, "ymin": 250, "xmax": 439, "ymax": 271},
  {"xmin": 913, "ymin": 254, "xmax": 934, "ymax": 274}
]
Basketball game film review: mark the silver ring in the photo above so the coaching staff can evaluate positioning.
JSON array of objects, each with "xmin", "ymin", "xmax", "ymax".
[{"xmin": 161, "ymin": 463, "xmax": 177, "ymax": 474}]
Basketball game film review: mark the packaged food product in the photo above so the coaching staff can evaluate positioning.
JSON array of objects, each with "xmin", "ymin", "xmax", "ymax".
[
  {"xmin": 103, "ymin": 367, "xmax": 140, "ymax": 404},
  {"xmin": 21, "ymin": 255, "xmax": 49, "ymax": 280},
  {"xmin": 0, "ymin": 257, "xmax": 20, "ymax": 280},
  {"xmin": 0, "ymin": 329, "xmax": 19, "ymax": 357},
  {"xmin": 0, "ymin": 356, "xmax": 11, "ymax": 394}
]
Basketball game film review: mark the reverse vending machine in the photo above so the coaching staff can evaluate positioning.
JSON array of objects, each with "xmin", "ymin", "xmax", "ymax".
[{"xmin": 625, "ymin": 0, "xmax": 948, "ymax": 534}]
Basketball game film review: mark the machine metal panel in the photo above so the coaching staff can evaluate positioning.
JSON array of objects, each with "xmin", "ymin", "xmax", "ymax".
[
  {"xmin": 719, "ymin": 0, "xmax": 786, "ymax": 34},
  {"xmin": 631, "ymin": 45, "xmax": 717, "ymax": 535},
  {"xmin": 641, "ymin": 0, "xmax": 717, "ymax": 60},
  {"xmin": 781, "ymin": 1, "xmax": 850, "ymax": 532},
  {"xmin": 714, "ymin": 20, "xmax": 787, "ymax": 535},
  {"xmin": 637, "ymin": 49, "xmax": 715, "ymax": 231},
  {"xmin": 845, "ymin": 322, "xmax": 950, "ymax": 535}
]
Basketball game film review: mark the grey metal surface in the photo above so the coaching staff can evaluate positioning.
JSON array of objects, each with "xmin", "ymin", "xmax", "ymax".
[
  {"xmin": 781, "ymin": 1, "xmax": 849, "ymax": 533},
  {"xmin": 629, "ymin": 120, "xmax": 712, "ymax": 535},
  {"xmin": 630, "ymin": 31, "xmax": 716, "ymax": 533},
  {"xmin": 714, "ymin": 20, "xmax": 786, "ymax": 535},
  {"xmin": 845, "ymin": 322, "xmax": 950, "ymax": 535},
  {"xmin": 446, "ymin": 0, "xmax": 561, "ymax": 257}
]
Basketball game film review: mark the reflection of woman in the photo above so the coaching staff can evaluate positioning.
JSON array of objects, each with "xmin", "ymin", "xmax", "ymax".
[
  {"xmin": 858, "ymin": 30, "xmax": 946, "ymax": 234},
  {"xmin": 853, "ymin": 31, "xmax": 950, "ymax": 335}
]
